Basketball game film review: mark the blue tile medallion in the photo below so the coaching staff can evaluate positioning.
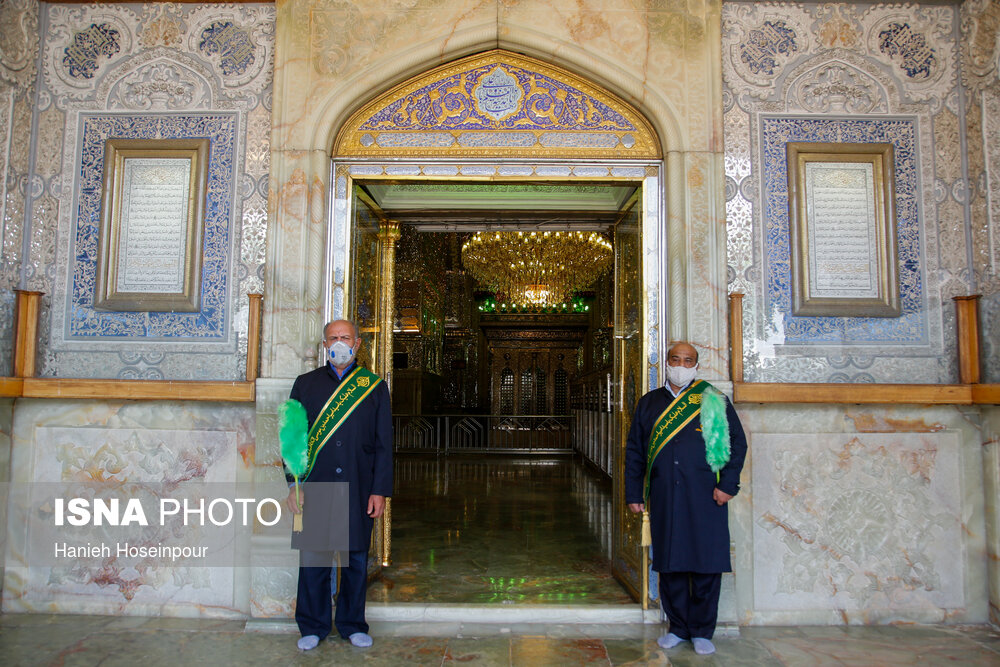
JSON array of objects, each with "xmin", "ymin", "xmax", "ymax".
[
  {"xmin": 878, "ymin": 23, "xmax": 936, "ymax": 79},
  {"xmin": 198, "ymin": 21, "xmax": 256, "ymax": 77},
  {"xmin": 63, "ymin": 23, "xmax": 121, "ymax": 80},
  {"xmin": 740, "ymin": 21, "xmax": 798, "ymax": 76}
]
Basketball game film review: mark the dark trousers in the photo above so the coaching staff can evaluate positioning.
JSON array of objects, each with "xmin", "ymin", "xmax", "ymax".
[
  {"xmin": 295, "ymin": 550, "xmax": 369, "ymax": 640},
  {"xmin": 658, "ymin": 572, "xmax": 722, "ymax": 640}
]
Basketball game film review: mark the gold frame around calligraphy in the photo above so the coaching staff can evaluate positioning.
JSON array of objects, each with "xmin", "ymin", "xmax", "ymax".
[
  {"xmin": 787, "ymin": 142, "xmax": 901, "ymax": 318},
  {"xmin": 94, "ymin": 139, "xmax": 208, "ymax": 312}
]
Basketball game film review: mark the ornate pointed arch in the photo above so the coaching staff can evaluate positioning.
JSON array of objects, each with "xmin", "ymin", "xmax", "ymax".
[{"xmin": 334, "ymin": 50, "xmax": 660, "ymax": 159}]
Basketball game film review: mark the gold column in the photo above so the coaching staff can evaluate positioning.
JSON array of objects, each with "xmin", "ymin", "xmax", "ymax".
[
  {"xmin": 377, "ymin": 220, "xmax": 399, "ymax": 567},
  {"xmin": 375, "ymin": 221, "xmax": 400, "ymax": 381}
]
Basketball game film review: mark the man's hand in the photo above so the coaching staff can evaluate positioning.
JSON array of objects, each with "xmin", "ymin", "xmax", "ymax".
[
  {"xmin": 628, "ymin": 503, "xmax": 645, "ymax": 514},
  {"xmin": 286, "ymin": 486, "xmax": 303, "ymax": 514},
  {"xmin": 367, "ymin": 494, "xmax": 386, "ymax": 518},
  {"xmin": 713, "ymin": 488, "xmax": 733, "ymax": 506}
]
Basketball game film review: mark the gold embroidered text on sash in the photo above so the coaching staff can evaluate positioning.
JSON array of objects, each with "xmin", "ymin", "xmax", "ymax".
[
  {"xmin": 304, "ymin": 367, "xmax": 382, "ymax": 480},
  {"xmin": 643, "ymin": 379, "xmax": 709, "ymax": 502}
]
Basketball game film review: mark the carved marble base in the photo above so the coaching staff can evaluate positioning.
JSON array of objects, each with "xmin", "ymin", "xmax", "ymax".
[
  {"xmin": 982, "ymin": 407, "xmax": 1000, "ymax": 626},
  {"xmin": 1, "ymin": 399, "xmax": 255, "ymax": 617},
  {"xmin": 749, "ymin": 428, "xmax": 982, "ymax": 623}
]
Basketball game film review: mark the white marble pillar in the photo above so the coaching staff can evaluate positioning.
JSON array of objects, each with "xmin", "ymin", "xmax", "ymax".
[{"xmin": 982, "ymin": 406, "xmax": 1000, "ymax": 626}]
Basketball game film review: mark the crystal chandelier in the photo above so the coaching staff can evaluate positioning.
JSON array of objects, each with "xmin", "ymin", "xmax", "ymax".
[{"xmin": 461, "ymin": 231, "xmax": 613, "ymax": 308}]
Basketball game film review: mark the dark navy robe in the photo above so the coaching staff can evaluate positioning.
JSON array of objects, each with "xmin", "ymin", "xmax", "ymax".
[
  {"xmin": 624, "ymin": 383, "xmax": 747, "ymax": 573},
  {"xmin": 288, "ymin": 363, "xmax": 393, "ymax": 551}
]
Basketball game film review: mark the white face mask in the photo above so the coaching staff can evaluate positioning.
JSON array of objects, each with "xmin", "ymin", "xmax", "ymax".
[
  {"xmin": 328, "ymin": 341, "xmax": 355, "ymax": 366},
  {"xmin": 666, "ymin": 363, "xmax": 698, "ymax": 388}
]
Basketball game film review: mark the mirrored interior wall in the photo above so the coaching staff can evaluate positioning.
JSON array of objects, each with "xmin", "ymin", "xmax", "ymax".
[{"xmin": 388, "ymin": 227, "xmax": 614, "ymax": 417}]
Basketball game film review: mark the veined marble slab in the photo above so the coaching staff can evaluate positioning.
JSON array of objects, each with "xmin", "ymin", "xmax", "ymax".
[
  {"xmin": 752, "ymin": 432, "xmax": 966, "ymax": 617},
  {"xmin": 3, "ymin": 400, "xmax": 254, "ymax": 617},
  {"xmin": 246, "ymin": 603, "xmax": 658, "ymax": 628}
]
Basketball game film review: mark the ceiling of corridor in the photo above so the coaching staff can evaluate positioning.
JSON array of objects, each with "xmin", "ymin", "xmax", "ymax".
[{"xmin": 361, "ymin": 181, "xmax": 638, "ymax": 231}]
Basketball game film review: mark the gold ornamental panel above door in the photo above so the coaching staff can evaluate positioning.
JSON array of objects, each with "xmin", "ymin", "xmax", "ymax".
[{"xmin": 334, "ymin": 50, "xmax": 659, "ymax": 160}]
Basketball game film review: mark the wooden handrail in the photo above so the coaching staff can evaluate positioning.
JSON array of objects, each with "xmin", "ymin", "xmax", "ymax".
[
  {"xmin": 21, "ymin": 378, "xmax": 254, "ymax": 401},
  {"xmin": 0, "ymin": 377, "xmax": 23, "ymax": 397},
  {"xmin": 734, "ymin": 382, "xmax": 971, "ymax": 404}
]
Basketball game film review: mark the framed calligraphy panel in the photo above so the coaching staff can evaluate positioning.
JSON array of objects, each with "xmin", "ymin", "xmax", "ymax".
[
  {"xmin": 786, "ymin": 142, "xmax": 901, "ymax": 317},
  {"xmin": 94, "ymin": 139, "xmax": 208, "ymax": 312}
]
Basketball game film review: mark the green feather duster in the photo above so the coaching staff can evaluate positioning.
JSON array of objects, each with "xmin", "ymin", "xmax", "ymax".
[
  {"xmin": 279, "ymin": 399, "xmax": 309, "ymax": 531},
  {"xmin": 700, "ymin": 386, "xmax": 731, "ymax": 475},
  {"xmin": 279, "ymin": 399, "xmax": 309, "ymax": 480}
]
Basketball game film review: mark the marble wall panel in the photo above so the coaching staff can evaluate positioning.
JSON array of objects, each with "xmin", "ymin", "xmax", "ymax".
[
  {"xmin": 0, "ymin": 399, "xmax": 11, "ymax": 481},
  {"xmin": 723, "ymin": 2, "xmax": 962, "ymax": 383},
  {"xmin": 0, "ymin": 398, "xmax": 12, "ymax": 598},
  {"xmin": 263, "ymin": 150, "xmax": 327, "ymax": 378},
  {"xmin": 981, "ymin": 405, "xmax": 1000, "ymax": 625},
  {"xmin": 682, "ymin": 151, "xmax": 729, "ymax": 378},
  {"xmin": 498, "ymin": 0, "xmax": 719, "ymax": 152},
  {"xmin": 1, "ymin": 398, "xmax": 255, "ymax": 617},
  {"xmin": 250, "ymin": 378, "xmax": 296, "ymax": 617},
  {"xmin": 732, "ymin": 404, "xmax": 988, "ymax": 625},
  {"xmin": 25, "ymin": 3, "xmax": 274, "ymax": 380}
]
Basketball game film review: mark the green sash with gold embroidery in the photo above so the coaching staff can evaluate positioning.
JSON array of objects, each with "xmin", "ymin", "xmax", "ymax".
[
  {"xmin": 643, "ymin": 379, "xmax": 710, "ymax": 502},
  {"xmin": 304, "ymin": 366, "xmax": 382, "ymax": 480}
]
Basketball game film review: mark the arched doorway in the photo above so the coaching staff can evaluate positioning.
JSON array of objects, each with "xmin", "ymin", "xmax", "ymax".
[{"xmin": 327, "ymin": 50, "xmax": 665, "ymax": 607}]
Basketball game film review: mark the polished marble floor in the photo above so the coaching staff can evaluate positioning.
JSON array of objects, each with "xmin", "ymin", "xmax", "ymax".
[
  {"xmin": 369, "ymin": 455, "xmax": 631, "ymax": 605},
  {"xmin": 1, "ymin": 613, "xmax": 998, "ymax": 666}
]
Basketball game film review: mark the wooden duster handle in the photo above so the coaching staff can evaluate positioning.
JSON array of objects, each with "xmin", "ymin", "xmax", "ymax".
[{"xmin": 292, "ymin": 484, "xmax": 303, "ymax": 532}]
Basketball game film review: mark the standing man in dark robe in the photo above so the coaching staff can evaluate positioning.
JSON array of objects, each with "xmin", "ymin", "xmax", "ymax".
[
  {"xmin": 284, "ymin": 319, "xmax": 393, "ymax": 651},
  {"xmin": 624, "ymin": 341, "xmax": 747, "ymax": 656}
]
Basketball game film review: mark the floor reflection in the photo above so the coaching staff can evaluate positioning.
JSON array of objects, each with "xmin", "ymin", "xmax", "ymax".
[{"xmin": 369, "ymin": 455, "xmax": 632, "ymax": 605}]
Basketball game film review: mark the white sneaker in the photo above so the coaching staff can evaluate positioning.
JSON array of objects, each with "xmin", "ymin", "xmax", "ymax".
[
  {"xmin": 693, "ymin": 637, "xmax": 716, "ymax": 655},
  {"xmin": 297, "ymin": 635, "xmax": 320, "ymax": 651},
  {"xmin": 349, "ymin": 632, "xmax": 373, "ymax": 648}
]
